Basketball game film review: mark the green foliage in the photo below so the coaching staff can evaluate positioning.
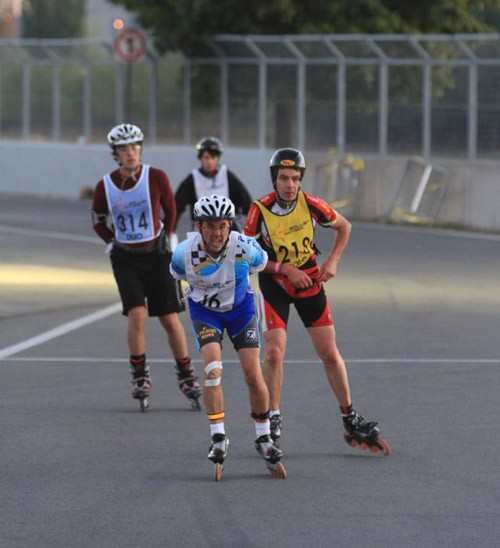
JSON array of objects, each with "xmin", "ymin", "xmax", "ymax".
[
  {"xmin": 111, "ymin": 0, "xmax": 500, "ymax": 53},
  {"xmin": 21, "ymin": 0, "xmax": 85, "ymax": 38}
]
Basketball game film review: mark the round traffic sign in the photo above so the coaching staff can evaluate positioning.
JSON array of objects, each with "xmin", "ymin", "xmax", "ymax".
[{"xmin": 113, "ymin": 28, "xmax": 146, "ymax": 63}]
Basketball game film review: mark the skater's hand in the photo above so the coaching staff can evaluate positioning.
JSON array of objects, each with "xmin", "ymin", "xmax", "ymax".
[
  {"xmin": 317, "ymin": 258, "xmax": 339, "ymax": 283},
  {"xmin": 281, "ymin": 264, "xmax": 313, "ymax": 289}
]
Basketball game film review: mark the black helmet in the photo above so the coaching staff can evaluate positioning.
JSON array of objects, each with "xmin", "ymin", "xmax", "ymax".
[
  {"xmin": 196, "ymin": 136, "xmax": 224, "ymax": 158},
  {"xmin": 269, "ymin": 148, "xmax": 306, "ymax": 183}
]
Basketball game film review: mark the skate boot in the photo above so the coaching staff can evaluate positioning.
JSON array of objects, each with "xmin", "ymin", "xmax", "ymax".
[
  {"xmin": 269, "ymin": 413, "xmax": 283, "ymax": 446},
  {"xmin": 130, "ymin": 364, "xmax": 151, "ymax": 412},
  {"xmin": 255, "ymin": 434, "xmax": 287, "ymax": 479},
  {"xmin": 208, "ymin": 433, "xmax": 230, "ymax": 481},
  {"xmin": 175, "ymin": 360, "xmax": 202, "ymax": 410},
  {"xmin": 342, "ymin": 409, "xmax": 391, "ymax": 456}
]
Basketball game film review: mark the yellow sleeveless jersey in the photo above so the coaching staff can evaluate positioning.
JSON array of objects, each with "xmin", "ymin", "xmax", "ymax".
[{"xmin": 255, "ymin": 191, "xmax": 314, "ymax": 268}]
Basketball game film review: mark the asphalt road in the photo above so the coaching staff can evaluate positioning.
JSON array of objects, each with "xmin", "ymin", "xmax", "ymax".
[{"xmin": 1, "ymin": 193, "xmax": 500, "ymax": 548}]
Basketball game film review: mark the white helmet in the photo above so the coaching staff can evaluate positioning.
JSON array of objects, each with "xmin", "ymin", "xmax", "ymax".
[
  {"xmin": 193, "ymin": 194, "xmax": 235, "ymax": 221},
  {"xmin": 107, "ymin": 123, "xmax": 144, "ymax": 147}
]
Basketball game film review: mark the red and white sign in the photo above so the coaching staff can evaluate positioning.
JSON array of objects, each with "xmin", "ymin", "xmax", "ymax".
[{"xmin": 113, "ymin": 28, "xmax": 147, "ymax": 63}]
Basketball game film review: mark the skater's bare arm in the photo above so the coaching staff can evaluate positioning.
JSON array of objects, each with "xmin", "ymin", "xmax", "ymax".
[{"xmin": 318, "ymin": 213, "xmax": 352, "ymax": 283}]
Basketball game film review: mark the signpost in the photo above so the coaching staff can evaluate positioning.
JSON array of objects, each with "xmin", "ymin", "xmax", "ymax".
[{"xmin": 113, "ymin": 28, "xmax": 146, "ymax": 120}]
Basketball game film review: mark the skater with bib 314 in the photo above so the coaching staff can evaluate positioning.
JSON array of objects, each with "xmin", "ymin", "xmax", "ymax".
[
  {"xmin": 170, "ymin": 194, "xmax": 287, "ymax": 480},
  {"xmin": 244, "ymin": 148, "xmax": 391, "ymax": 456},
  {"xmin": 91, "ymin": 123, "xmax": 201, "ymax": 412}
]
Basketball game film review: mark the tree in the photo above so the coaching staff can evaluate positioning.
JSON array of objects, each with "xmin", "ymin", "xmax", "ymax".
[
  {"xmin": 21, "ymin": 0, "xmax": 85, "ymax": 38},
  {"xmin": 111, "ymin": 0, "xmax": 500, "ymax": 54}
]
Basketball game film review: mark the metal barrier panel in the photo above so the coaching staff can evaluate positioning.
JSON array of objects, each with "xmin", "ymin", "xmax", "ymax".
[
  {"xmin": 60, "ymin": 64, "xmax": 84, "ymax": 141},
  {"xmin": 228, "ymin": 64, "xmax": 259, "ymax": 147},
  {"xmin": 388, "ymin": 65, "xmax": 423, "ymax": 155},
  {"xmin": 190, "ymin": 63, "xmax": 221, "ymax": 142},
  {"xmin": 266, "ymin": 64, "xmax": 297, "ymax": 149},
  {"xmin": 345, "ymin": 65, "xmax": 379, "ymax": 153},
  {"xmin": 2, "ymin": 34, "xmax": 500, "ymax": 159},
  {"xmin": 478, "ymin": 65, "xmax": 500, "ymax": 159},
  {"xmin": 306, "ymin": 65, "xmax": 337, "ymax": 151},
  {"xmin": 90, "ymin": 64, "xmax": 116, "ymax": 141},
  {"xmin": 431, "ymin": 65, "xmax": 468, "ymax": 158},
  {"xmin": 388, "ymin": 157, "xmax": 449, "ymax": 225},
  {"xmin": 156, "ymin": 55, "xmax": 183, "ymax": 143}
]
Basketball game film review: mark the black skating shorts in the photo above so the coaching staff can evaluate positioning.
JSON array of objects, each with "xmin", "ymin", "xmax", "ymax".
[
  {"xmin": 110, "ymin": 247, "xmax": 185, "ymax": 317},
  {"xmin": 258, "ymin": 273, "xmax": 333, "ymax": 331}
]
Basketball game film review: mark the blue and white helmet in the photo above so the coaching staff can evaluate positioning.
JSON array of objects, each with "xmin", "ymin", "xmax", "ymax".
[
  {"xmin": 193, "ymin": 194, "xmax": 235, "ymax": 221},
  {"xmin": 107, "ymin": 123, "xmax": 144, "ymax": 147}
]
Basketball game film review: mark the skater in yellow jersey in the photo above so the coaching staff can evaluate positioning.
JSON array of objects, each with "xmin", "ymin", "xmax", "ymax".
[{"xmin": 245, "ymin": 148, "xmax": 391, "ymax": 455}]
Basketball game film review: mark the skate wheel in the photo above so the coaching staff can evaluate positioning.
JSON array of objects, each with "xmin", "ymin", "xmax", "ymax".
[
  {"xmin": 214, "ymin": 463, "xmax": 223, "ymax": 481},
  {"xmin": 376, "ymin": 437, "xmax": 392, "ymax": 456},
  {"xmin": 343, "ymin": 434, "xmax": 358, "ymax": 448},
  {"xmin": 268, "ymin": 462, "xmax": 287, "ymax": 479},
  {"xmin": 190, "ymin": 398, "xmax": 202, "ymax": 411}
]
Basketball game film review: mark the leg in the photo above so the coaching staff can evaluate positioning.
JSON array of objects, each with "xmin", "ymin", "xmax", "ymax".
[
  {"xmin": 201, "ymin": 341, "xmax": 230, "ymax": 474},
  {"xmin": 127, "ymin": 306, "xmax": 151, "ymax": 401},
  {"xmin": 158, "ymin": 312, "xmax": 190, "ymax": 361},
  {"xmin": 238, "ymin": 347, "xmax": 269, "ymax": 415},
  {"xmin": 307, "ymin": 325, "xmax": 351, "ymax": 408},
  {"xmin": 308, "ymin": 325, "xmax": 391, "ymax": 455},
  {"xmin": 258, "ymin": 276, "xmax": 291, "ymax": 411},
  {"xmin": 127, "ymin": 305, "xmax": 147, "ymax": 355},
  {"xmin": 239, "ymin": 346, "xmax": 286, "ymax": 479},
  {"xmin": 158, "ymin": 313, "xmax": 201, "ymax": 406},
  {"xmin": 109, "ymin": 250, "xmax": 151, "ymax": 404},
  {"xmin": 200, "ymin": 342, "xmax": 224, "ymax": 417},
  {"xmin": 263, "ymin": 328, "xmax": 287, "ymax": 410}
]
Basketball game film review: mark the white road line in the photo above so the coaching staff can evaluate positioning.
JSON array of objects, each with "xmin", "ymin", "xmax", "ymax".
[
  {"xmin": 0, "ymin": 303, "xmax": 121, "ymax": 360},
  {"xmin": 0, "ymin": 224, "xmax": 101, "ymax": 245},
  {"xmin": 3, "ymin": 357, "xmax": 500, "ymax": 365}
]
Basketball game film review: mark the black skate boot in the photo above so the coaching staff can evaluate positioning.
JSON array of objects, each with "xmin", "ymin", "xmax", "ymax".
[
  {"xmin": 255, "ymin": 434, "xmax": 287, "ymax": 479},
  {"xmin": 208, "ymin": 433, "xmax": 229, "ymax": 481},
  {"xmin": 342, "ymin": 409, "xmax": 391, "ymax": 456},
  {"xmin": 130, "ymin": 364, "xmax": 151, "ymax": 412},
  {"xmin": 269, "ymin": 413, "xmax": 283, "ymax": 446},
  {"xmin": 175, "ymin": 360, "xmax": 202, "ymax": 410}
]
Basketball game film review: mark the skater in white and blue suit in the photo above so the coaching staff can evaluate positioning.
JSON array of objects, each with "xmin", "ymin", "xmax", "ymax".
[{"xmin": 170, "ymin": 194, "xmax": 287, "ymax": 479}]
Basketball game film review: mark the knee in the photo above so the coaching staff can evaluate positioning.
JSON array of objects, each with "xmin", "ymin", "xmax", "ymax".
[
  {"xmin": 243, "ymin": 370, "xmax": 262, "ymax": 389},
  {"xmin": 319, "ymin": 346, "xmax": 341, "ymax": 369},
  {"xmin": 128, "ymin": 307, "xmax": 146, "ymax": 328},
  {"xmin": 322, "ymin": 353, "xmax": 339, "ymax": 370},
  {"xmin": 160, "ymin": 313, "xmax": 179, "ymax": 334},
  {"xmin": 266, "ymin": 345, "xmax": 285, "ymax": 367},
  {"xmin": 204, "ymin": 361, "xmax": 223, "ymax": 387}
]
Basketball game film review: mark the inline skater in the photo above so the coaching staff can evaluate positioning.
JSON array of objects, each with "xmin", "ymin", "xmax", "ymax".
[
  {"xmin": 91, "ymin": 123, "xmax": 201, "ymax": 411},
  {"xmin": 244, "ymin": 148, "xmax": 390, "ymax": 455},
  {"xmin": 170, "ymin": 194, "xmax": 287, "ymax": 479},
  {"xmin": 174, "ymin": 137, "xmax": 252, "ymax": 234}
]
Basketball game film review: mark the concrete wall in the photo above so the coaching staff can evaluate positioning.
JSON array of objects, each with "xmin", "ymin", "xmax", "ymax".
[
  {"xmin": 0, "ymin": 140, "xmax": 273, "ymax": 199},
  {"xmin": 2, "ymin": 140, "xmax": 500, "ymax": 232},
  {"xmin": 353, "ymin": 156, "xmax": 500, "ymax": 231}
]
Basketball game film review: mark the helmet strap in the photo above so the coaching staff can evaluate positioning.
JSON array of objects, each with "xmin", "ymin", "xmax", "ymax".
[{"xmin": 273, "ymin": 183, "xmax": 299, "ymax": 210}]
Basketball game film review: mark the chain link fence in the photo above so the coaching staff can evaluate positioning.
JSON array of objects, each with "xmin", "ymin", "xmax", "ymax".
[{"xmin": 2, "ymin": 34, "xmax": 500, "ymax": 160}]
